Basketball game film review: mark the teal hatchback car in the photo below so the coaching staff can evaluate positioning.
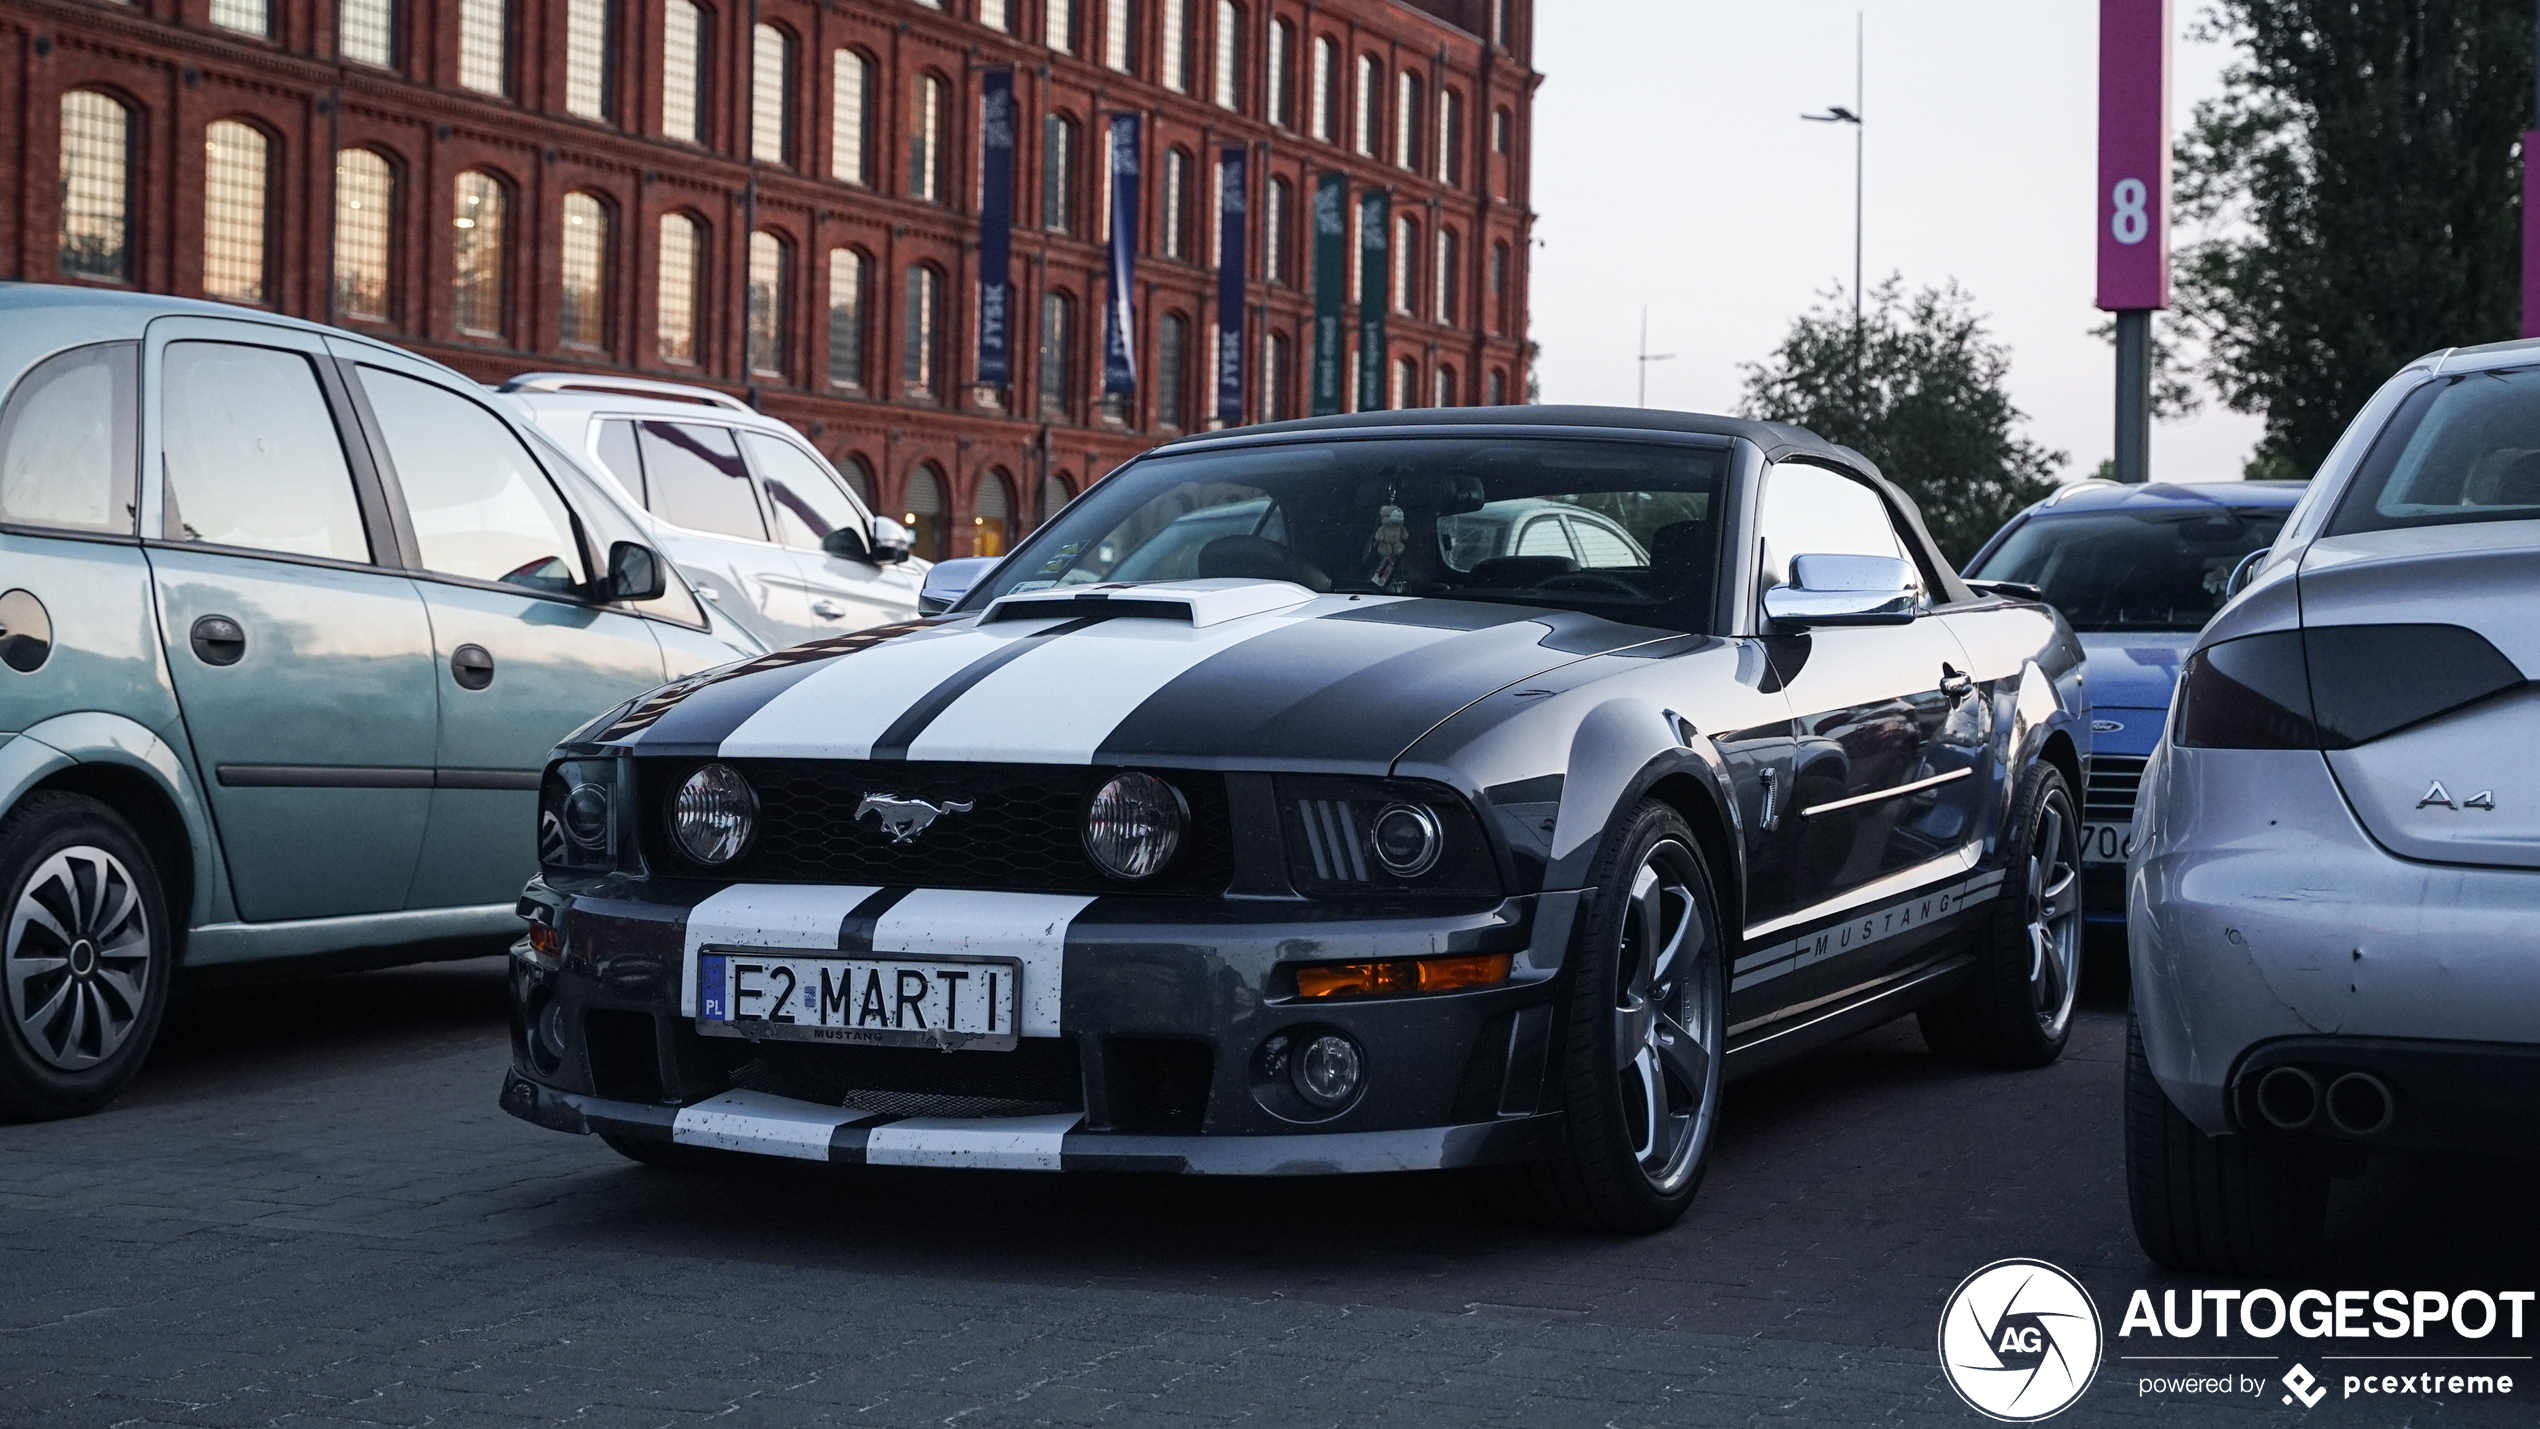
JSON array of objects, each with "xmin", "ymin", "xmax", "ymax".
[{"xmin": 0, "ymin": 284, "xmax": 758, "ymax": 1120}]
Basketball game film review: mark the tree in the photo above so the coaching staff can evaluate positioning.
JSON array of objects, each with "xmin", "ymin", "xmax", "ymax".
[
  {"xmin": 1739, "ymin": 278, "xmax": 2064, "ymax": 564},
  {"xmin": 2176, "ymin": 0, "xmax": 2531, "ymax": 478}
]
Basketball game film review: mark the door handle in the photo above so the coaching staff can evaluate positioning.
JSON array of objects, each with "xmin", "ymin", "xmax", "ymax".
[
  {"xmin": 190, "ymin": 615, "xmax": 247, "ymax": 666},
  {"xmin": 451, "ymin": 644, "xmax": 495, "ymax": 690},
  {"xmin": 811, "ymin": 598, "xmax": 847, "ymax": 619},
  {"xmin": 1940, "ymin": 664, "xmax": 1974, "ymax": 700}
]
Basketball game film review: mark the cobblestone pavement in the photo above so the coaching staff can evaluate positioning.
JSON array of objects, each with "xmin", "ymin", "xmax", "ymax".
[{"xmin": 2, "ymin": 950, "xmax": 2531, "ymax": 1428}]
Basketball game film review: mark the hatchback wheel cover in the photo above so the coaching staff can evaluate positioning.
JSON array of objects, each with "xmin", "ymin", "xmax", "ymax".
[
  {"xmin": 7, "ymin": 846, "xmax": 151, "ymax": 1070},
  {"xmin": 1612, "ymin": 842, "xmax": 1719, "ymax": 1193},
  {"xmin": 2025, "ymin": 795, "xmax": 2084, "ymax": 1042}
]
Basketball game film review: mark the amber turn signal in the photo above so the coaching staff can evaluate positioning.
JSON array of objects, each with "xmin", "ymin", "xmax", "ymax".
[
  {"xmin": 1294, "ymin": 953, "xmax": 1513, "ymax": 1000},
  {"xmin": 526, "ymin": 922, "xmax": 563, "ymax": 958}
]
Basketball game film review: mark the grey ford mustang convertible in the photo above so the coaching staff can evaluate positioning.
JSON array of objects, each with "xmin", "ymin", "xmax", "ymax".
[{"xmin": 502, "ymin": 407, "xmax": 2090, "ymax": 1231}]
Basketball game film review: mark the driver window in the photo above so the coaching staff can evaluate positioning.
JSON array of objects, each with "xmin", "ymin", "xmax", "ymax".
[
  {"xmin": 1756, "ymin": 462, "xmax": 1911, "ymax": 588},
  {"xmin": 359, "ymin": 366, "xmax": 589, "ymax": 593}
]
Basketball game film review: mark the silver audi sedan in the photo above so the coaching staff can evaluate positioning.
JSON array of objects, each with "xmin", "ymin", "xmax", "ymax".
[{"xmin": 2127, "ymin": 338, "xmax": 2540, "ymax": 1275}]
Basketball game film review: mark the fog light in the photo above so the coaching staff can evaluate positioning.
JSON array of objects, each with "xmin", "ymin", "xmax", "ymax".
[
  {"xmin": 1371, "ymin": 803, "xmax": 1443, "ymax": 876},
  {"xmin": 1293, "ymin": 1033, "xmax": 1364, "ymax": 1110},
  {"xmin": 561, "ymin": 783, "xmax": 612, "ymax": 851},
  {"xmin": 527, "ymin": 993, "xmax": 567, "ymax": 1074},
  {"xmin": 1295, "ymin": 953, "xmax": 1512, "ymax": 999},
  {"xmin": 670, "ymin": 763, "xmax": 757, "ymax": 865},
  {"xmin": 1083, "ymin": 771, "xmax": 1187, "ymax": 880}
]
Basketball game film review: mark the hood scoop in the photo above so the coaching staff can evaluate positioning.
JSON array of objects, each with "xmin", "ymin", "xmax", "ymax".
[{"xmin": 981, "ymin": 578, "xmax": 1319, "ymax": 628}]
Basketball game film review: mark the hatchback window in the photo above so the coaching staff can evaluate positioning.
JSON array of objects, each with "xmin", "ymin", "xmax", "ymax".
[
  {"xmin": 0, "ymin": 343, "xmax": 137, "ymax": 535},
  {"xmin": 159, "ymin": 342, "xmax": 371, "ymax": 562},
  {"xmin": 636, "ymin": 422, "xmax": 766, "ymax": 540},
  {"xmin": 1970, "ymin": 507, "xmax": 2288, "ymax": 632},
  {"xmin": 745, "ymin": 431, "xmax": 868, "ymax": 551},
  {"xmin": 360, "ymin": 367, "xmax": 588, "ymax": 593},
  {"xmin": 2332, "ymin": 368, "xmax": 2540, "ymax": 535}
]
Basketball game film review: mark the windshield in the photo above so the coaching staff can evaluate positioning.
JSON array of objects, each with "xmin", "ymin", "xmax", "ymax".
[
  {"xmin": 2331, "ymin": 368, "xmax": 2540, "ymax": 535},
  {"xmin": 1970, "ymin": 506, "xmax": 2288, "ymax": 632},
  {"xmin": 967, "ymin": 437, "xmax": 1730, "ymax": 631}
]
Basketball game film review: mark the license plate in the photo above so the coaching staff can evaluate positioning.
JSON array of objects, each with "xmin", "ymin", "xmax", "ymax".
[
  {"xmin": 2081, "ymin": 820, "xmax": 2134, "ymax": 866},
  {"xmin": 696, "ymin": 950, "xmax": 1021, "ymax": 1051}
]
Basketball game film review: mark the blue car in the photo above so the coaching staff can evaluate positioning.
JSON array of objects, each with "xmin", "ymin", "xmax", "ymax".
[{"xmin": 1963, "ymin": 478, "xmax": 2306, "ymax": 923}]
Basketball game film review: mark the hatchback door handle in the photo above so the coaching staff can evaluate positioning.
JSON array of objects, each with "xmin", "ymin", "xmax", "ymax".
[
  {"xmin": 1940, "ymin": 664, "xmax": 1973, "ymax": 700},
  {"xmin": 190, "ymin": 614, "xmax": 246, "ymax": 666},
  {"xmin": 811, "ymin": 598, "xmax": 847, "ymax": 619},
  {"xmin": 451, "ymin": 644, "xmax": 495, "ymax": 690}
]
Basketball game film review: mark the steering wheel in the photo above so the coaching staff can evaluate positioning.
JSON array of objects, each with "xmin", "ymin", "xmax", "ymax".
[{"xmin": 1532, "ymin": 572, "xmax": 1643, "ymax": 597}]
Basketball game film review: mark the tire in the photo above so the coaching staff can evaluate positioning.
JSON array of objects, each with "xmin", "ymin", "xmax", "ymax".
[
  {"xmin": 1491, "ymin": 800, "xmax": 1726, "ymax": 1233},
  {"xmin": 2124, "ymin": 1014, "xmax": 2328, "ymax": 1276},
  {"xmin": 1918, "ymin": 760, "xmax": 2082, "ymax": 1069},
  {"xmin": 0, "ymin": 792, "xmax": 174, "ymax": 1122}
]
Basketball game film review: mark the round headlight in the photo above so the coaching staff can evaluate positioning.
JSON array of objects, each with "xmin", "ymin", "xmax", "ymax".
[
  {"xmin": 561, "ymin": 783, "xmax": 612, "ymax": 851},
  {"xmin": 670, "ymin": 764, "xmax": 758, "ymax": 865},
  {"xmin": 1083, "ymin": 772, "xmax": 1187, "ymax": 880},
  {"xmin": 1371, "ymin": 803, "xmax": 1443, "ymax": 877}
]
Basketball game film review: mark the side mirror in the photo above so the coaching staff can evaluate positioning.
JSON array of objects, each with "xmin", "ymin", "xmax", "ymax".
[
  {"xmin": 819, "ymin": 525, "xmax": 873, "ymax": 562},
  {"xmin": 918, "ymin": 555, "xmax": 1002, "ymax": 616},
  {"xmin": 600, "ymin": 541, "xmax": 666, "ymax": 602},
  {"xmin": 2225, "ymin": 547, "xmax": 2272, "ymax": 598},
  {"xmin": 1762, "ymin": 554, "xmax": 1921, "ymax": 628},
  {"xmin": 868, "ymin": 516, "xmax": 914, "ymax": 565}
]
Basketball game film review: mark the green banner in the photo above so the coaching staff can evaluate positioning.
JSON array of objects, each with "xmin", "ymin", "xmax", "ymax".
[
  {"xmin": 1357, "ymin": 189, "xmax": 1390, "ymax": 412},
  {"xmin": 1310, "ymin": 172, "xmax": 1348, "ymax": 416}
]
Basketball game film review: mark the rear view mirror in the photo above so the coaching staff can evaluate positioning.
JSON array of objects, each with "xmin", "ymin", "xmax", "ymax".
[
  {"xmin": 600, "ymin": 541, "xmax": 666, "ymax": 602},
  {"xmin": 2226, "ymin": 547, "xmax": 2272, "ymax": 598},
  {"xmin": 1762, "ymin": 554, "xmax": 1921, "ymax": 628},
  {"xmin": 868, "ymin": 516, "xmax": 915, "ymax": 565},
  {"xmin": 820, "ymin": 525, "xmax": 873, "ymax": 562},
  {"xmin": 918, "ymin": 556, "xmax": 1002, "ymax": 615}
]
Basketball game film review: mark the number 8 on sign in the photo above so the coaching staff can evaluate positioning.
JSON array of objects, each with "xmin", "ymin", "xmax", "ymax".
[{"xmin": 2110, "ymin": 178, "xmax": 2150, "ymax": 245}]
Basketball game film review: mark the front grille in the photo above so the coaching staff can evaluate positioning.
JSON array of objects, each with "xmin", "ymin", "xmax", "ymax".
[
  {"xmin": 2085, "ymin": 755, "xmax": 2149, "ymax": 821},
  {"xmin": 644, "ymin": 760, "xmax": 1233, "ymax": 894}
]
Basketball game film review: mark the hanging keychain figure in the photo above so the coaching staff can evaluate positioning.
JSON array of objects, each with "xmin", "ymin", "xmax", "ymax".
[{"xmin": 1367, "ymin": 497, "xmax": 1409, "ymax": 590}]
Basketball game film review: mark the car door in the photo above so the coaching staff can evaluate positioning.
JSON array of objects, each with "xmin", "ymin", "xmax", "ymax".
[
  {"xmin": 590, "ymin": 418, "xmax": 818, "ymax": 648},
  {"xmin": 1749, "ymin": 463, "xmax": 1984, "ymax": 995},
  {"xmin": 331, "ymin": 348, "xmax": 670, "ymax": 911},
  {"xmin": 141, "ymin": 318, "xmax": 439, "ymax": 922},
  {"xmin": 744, "ymin": 429, "xmax": 918, "ymax": 632}
]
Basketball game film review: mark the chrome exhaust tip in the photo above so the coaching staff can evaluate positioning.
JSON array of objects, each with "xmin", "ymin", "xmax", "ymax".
[
  {"xmin": 2254, "ymin": 1065, "xmax": 2321, "ymax": 1130},
  {"xmin": 2325, "ymin": 1071, "xmax": 2395, "ymax": 1137}
]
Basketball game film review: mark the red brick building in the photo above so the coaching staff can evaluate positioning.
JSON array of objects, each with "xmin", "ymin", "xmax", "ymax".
[{"xmin": 1, "ymin": 0, "xmax": 1536, "ymax": 558}]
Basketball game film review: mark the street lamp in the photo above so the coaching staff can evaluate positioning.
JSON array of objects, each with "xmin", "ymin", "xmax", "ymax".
[
  {"xmin": 1802, "ymin": 13, "xmax": 1866, "ymax": 339},
  {"xmin": 1637, "ymin": 306, "xmax": 1675, "ymax": 408}
]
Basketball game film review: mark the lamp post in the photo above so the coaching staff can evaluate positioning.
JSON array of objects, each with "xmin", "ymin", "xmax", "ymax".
[
  {"xmin": 1804, "ymin": 14, "xmax": 1865, "ymax": 390},
  {"xmin": 1637, "ymin": 306, "xmax": 1675, "ymax": 408}
]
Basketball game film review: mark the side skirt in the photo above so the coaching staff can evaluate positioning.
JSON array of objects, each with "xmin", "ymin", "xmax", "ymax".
[{"xmin": 1721, "ymin": 953, "xmax": 1977, "ymax": 1081}]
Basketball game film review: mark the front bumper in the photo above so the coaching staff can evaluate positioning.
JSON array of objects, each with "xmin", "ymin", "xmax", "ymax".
[
  {"xmin": 501, "ymin": 878, "xmax": 1584, "ymax": 1174},
  {"xmin": 2129, "ymin": 744, "xmax": 2540, "ymax": 1141}
]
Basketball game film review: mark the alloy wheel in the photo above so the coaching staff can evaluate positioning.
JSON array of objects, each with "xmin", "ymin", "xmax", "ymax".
[
  {"xmin": 6, "ymin": 846, "xmax": 152, "ymax": 1070},
  {"xmin": 2025, "ymin": 792, "xmax": 2084, "ymax": 1042},
  {"xmin": 1611, "ymin": 841, "xmax": 1719, "ymax": 1194}
]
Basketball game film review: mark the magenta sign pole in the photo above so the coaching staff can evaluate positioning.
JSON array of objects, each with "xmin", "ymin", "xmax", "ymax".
[
  {"xmin": 2098, "ymin": 0, "xmax": 2170, "ymax": 482},
  {"xmin": 2525, "ymin": 6, "xmax": 2540, "ymax": 337}
]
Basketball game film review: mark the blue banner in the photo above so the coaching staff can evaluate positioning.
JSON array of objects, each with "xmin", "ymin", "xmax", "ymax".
[
  {"xmin": 1102, "ymin": 113, "xmax": 1142, "ymax": 396},
  {"xmin": 1357, "ymin": 188, "xmax": 1390, "ymax": 412},
  {"xmin": 976, "ymin": 68, "xmax": 1016, "ymax": 387},
  {"xmin": 1216, "ymin": 145, "xmax": 1248, "ymax": 425},
  {"xmin": 1311, "ymin": 173, "xmax": 1346, "ymax": 416}
]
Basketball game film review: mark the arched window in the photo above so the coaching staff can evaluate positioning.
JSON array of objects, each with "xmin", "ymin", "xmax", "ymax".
[
  {"xmin": 663, "ymin": 0, "xmax": 707, "ymax": 144},
  {"xmin": 1156, "ymin": 312, "xmax": 1189, "ymax": 430},
  {"xmin": 827, "ymin": 247, "xmax": 868, "ymax": 389},
  {"xmin": 342, "ymin": 0, "xmax": 395, "ymax": 66},
  {"xmin": 902, "ymin": 462, "xmax": 946, "ymax": 559},
  {"xmin": 1213, "ymin": 1, "xmax": 1243, "ymax": 111},
  {"xmin": 1039, "ymin": 289, "xmax": 1074, "ymax": 419},
  {"xmin": 335, "ymin": 149, "xmax": 396, "ymax": 321},
  {"xmin": 1392, "ymin": 355, "xmax": 1417, "ymax": 410},
  {"xmin": 973, "ymin": 468, "xmax": 1015, "ymax": 556},
  {"xmin": 1492, "ymin": 106, "xmax": 1510, "ymax": 154},
  {"xmin": 751, "ymin": 24, "xmax": 792, "ymax": 166},
  {"xmin": 981, "ymin": 0, "xmax": 1009, "ymax": 33},
  {"xmin": 458, "ymin": 0, "xmax": 508, "ymax": 95},
  {"xmin": 1488, "ymin": 368, "xmax": 1506, "ymax": 407},
  {"xmin": 1048, "ymin": 0, "xmax": 1075, "ymax": 55},
  {"xmin": 1391, "ymin": 213, "xmax": 1417, "ymax": 316},
  {"xmin": 211, "ymin": 0, "xmax": 267, "ymax": 37},
  {"xmin": 1042, "ymin": 112, "xmax": 1078, "ymax": 233},
  {"xmin": 909, "ymin": 72, "xmax": 946, "ymax": 202},
  {"xmin": 1161, "ymin": 0, "xmax": 1188, "ymax": 92},
  {"xmin": 565, "ymin": 0, "xmax": 610, "ymax": 117},
  {"xmin": 832, "ymin": 49, "xmax": 872, "ymax": 183},
  {"xmin": 1161, "ymin": 148, "xmax": 1190, "ymax": 260},
  {"xmin": 1263, "ymin": 329, "xmax": 1291, "ymax": 421},
  {"xmin": 1105, "ymin": 0, "xmax": 1137, "ymax": 73},
  {"xmin": 747, "ymin": 231, "xmax": 789, "ymax": 378},
  {"xmin": 1309, "ymin": 36, "xmax": 1336, "ymax": 142},
  {"xmin": 657, "ymin": 212, "xmax": 702, "ymax": 362},
  {"xmin": 59, "ymin": 92, "xmax": 132, "ymax": 283},
  {"xmin": 1040, "ymin": 471, "xmax": 1073, "ymax": 524},
  {"xmin": 451, "ymin": 170, "xmax": 505, "ymax": 334},
  {"xmin": 1439, "ymin": 88, "xmax": 1464, "ymax": 185},
  {"xmin": 1394, "ymin": 71, "xmax": 1422, "ymax": 172},
  {"xmin": 903, "ymin": 263, "xmax": 941, "ymax": 397},
  {"xmin": 558, "ymin": 192, "xmax": 609, "ymax": 348},
  {"xmin": 1490, "ymin": 239, "xmax": 1510, "ymax": 335},
  {"xmin": 1268, "ymin": 19, "xmax": 1294, "ymax": 128},
  {"xmin": 836, "ymin": 454, "xmax": 874, "ymax": 504},
  {"xmin": 1433, "ymin": 364, "xmax": 1457, "ymax": 408},
  {"xmin": 1354, "ymin": 54, "xmax": 1379, "ymax": 156},
  {"xmin": 1435, "ymin": 227, "xmax": 1460, "ymax": 325},
  {"xmin": 203, "ymin": 120, "xmax": 271, "ymax": 304},
  {"xmin": 1264, "ymin": 175, "xmax": 1290, "ymax": 285}
]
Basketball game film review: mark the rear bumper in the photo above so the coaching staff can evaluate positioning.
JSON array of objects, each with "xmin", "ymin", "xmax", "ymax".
[{"xmin": 499, "ymin": 1070, "xmax": 1567, "ymax": 1174}]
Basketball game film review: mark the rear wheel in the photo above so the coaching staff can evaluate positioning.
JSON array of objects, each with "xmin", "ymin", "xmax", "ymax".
[
  {"xmin": 1918, "ymin": 760, "xmax": 2082, "ymax": 1068},
  {"xmin": 0, "ymin": 793, "xmax": 173, "ymax": 1122},
  {"xmin": 2124, "ymin": 1015, "xmax": 2328, "ymax": 1276},
  {"xmin": 1492, "ymin": 801, "xmax": 1725, "ymax": 1233}
]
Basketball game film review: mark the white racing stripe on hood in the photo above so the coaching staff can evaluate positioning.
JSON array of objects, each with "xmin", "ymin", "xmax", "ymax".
[
  {"xmin": 905, "ymin": 604, "xmax": 1326, "ymax": 763},
  {"xmin": 715, "ymin": 619, "xmax": 1068, "ymax": 760}
]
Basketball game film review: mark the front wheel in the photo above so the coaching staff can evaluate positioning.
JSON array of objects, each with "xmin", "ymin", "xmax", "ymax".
[
  {"xmin": 0, "ymin": 792, "xmax": 174, "ymax": 1121},
  {"xmin": 1492, "ymin": 801, "xmax": 1725, "ymax": 1233}
]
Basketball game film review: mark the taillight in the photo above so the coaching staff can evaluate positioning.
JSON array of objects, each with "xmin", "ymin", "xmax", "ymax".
[{"xmin": 2177, "ymin": 625, "xmax": 2523, "ymax": 750}]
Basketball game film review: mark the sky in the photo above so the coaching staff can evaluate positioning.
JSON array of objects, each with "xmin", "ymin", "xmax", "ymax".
[{"xmin": 1527, "ymin": 1, "xmax": 2264, "ymax": 485}]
